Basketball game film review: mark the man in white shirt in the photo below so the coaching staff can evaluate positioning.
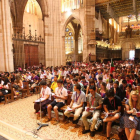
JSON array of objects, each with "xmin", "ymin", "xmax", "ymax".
[
  {"xmin": 64, "ymin": 84, "xmax": 86, "ymax": 124},
  {"xmin": 46, "ymin": 79, "xmax": 68, "ymax": 125},
  {"xmin": 25, "ymin": 72, "xmax": 31, "ymax": 81},
  {"xmin": 46, "ymin": 71, "xmax": 52, "ymax": 80},
  {"xmin": 34, "ymin": 80, "xmax": 51, "ymax": 116},
  {"xmin": 40, "ymin": 70, "xmax": 46, "ymax": 80}
]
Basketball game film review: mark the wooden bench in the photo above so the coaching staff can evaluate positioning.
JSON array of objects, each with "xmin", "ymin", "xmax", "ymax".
[
  {"xmin": 4, "ymin": 84, "xmax": 14, "ymax": 104},
  {"xmin": 60, "ymin": 94, "xmax": 72, "ymax": 121},
  {"xmin": 20, "ymin": 82, "xmax": 30, "ymax": 98}
]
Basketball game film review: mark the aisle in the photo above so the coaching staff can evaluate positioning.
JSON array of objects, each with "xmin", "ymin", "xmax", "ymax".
[{"xmin": 0, "ymin": 95, "xmax": 119, "ymax": 140}]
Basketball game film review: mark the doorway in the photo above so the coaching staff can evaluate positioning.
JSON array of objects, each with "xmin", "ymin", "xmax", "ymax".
[
  {"xmin": 24, "ymin": 45, "xmax": 39, "ymax": 67},
  {"xmin": 129, "ymin": 50, "xmax": 135, "ymax": 60}
]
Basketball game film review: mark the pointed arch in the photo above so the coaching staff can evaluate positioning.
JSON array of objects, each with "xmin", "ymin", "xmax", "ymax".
[{"xmin": 62, "ymin": 15, "xmax": 84, "ymax": 36}]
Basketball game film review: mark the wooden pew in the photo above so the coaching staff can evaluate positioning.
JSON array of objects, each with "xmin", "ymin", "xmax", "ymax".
[
  {"xmin": 20, "ymin": 82, "xmax": 30, "ymax": 98},
  {"xmin": 4, "ymin": 84, "xmax": 14, "ymax": 104},
  {"xmin": 60, "ymin": 94, "xmax": 72, "ymax": 121}
]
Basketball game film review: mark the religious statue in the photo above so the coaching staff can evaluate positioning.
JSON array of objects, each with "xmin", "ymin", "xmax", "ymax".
[{"xmin": 125, "ymin": 25, "xmax": 132, "ymax": 38}]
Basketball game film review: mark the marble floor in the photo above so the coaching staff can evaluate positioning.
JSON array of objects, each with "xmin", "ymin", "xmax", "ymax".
[{"xmin": 0, "ymin": 95, "xmax": 121, "ymax": 140}]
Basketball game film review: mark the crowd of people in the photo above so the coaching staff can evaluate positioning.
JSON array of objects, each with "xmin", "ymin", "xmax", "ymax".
[{"xmin": 0, "ymin": 60, "xmax": 140, "ymax": 140}]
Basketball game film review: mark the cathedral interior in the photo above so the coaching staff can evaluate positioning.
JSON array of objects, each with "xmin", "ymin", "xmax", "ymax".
[{"xmin": 0, "ymin": 0, "xmax": 140, "ymax": 71}]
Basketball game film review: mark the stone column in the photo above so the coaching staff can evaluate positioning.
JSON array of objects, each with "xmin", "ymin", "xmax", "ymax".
[
  {"xmin": 0, "ymin": 0, "xmax": 14, "ymax": 72},
  {"xmin": 62, "ymin": 36, "xmax": 66, "ymax": 65},
  {"xmin": 74, "ymin": 25, "xmax": 80, "ymax": 61},
  {"xmin": 83, "ymin": 0, "xmax": 96, "ymax": 62}
]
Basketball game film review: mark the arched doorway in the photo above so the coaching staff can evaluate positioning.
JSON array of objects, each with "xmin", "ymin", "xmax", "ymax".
[
  {"xmin": 121, "ymin": 41, "xmax": 136, "ymax": 60},
  {"xmin": 65, "ymin": 18, "xmax": 83, "ymax": 62},
  {"xmin": 23, "ymin": 0, "xmax": 44, "ymax": 68}
]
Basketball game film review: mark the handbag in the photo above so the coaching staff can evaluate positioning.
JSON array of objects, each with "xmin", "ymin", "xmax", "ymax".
[{"xmin": 12, "ymin": 84, "xmax": 19, "ymax": 89}]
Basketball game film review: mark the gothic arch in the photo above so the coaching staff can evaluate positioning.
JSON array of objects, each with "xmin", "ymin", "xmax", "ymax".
[
  {"xmin": 10, "ymin": 0, "xmax": 48, "ymax": 33},
  {"xmin": 62, "ymin": 15, "xmax": 84, "ymax": 37}
]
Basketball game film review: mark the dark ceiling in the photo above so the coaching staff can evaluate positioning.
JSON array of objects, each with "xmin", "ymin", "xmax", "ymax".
[{"xmin": 95, "ymin": 0, "xmax": 140, "ymax": 20}]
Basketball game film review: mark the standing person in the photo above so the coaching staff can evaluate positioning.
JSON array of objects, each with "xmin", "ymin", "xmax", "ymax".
[
  {"xmin": 102, "ymin": 89, "xmax": 122, "ymax": 140},
  {"xmin": 122, "ymin": 91, "xmax": 140, "ymax": 140},
  {"xmin": 64, "ymin": 84, "xmax": 86, "ymax": 124},
  {"xmin": 82, "ymin": 86, "xmax": 103, "ymax": 137},
  {"xmin": 46, "ymin": 79, "xmax": 68, "ymax": 125},
  {"xmin": 34, "ymin": 80, "xmax": 52, "ymax": 116}
]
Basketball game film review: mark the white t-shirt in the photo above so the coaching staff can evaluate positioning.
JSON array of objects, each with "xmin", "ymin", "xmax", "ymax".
[
  {"xmin": 40, "ymin": 87, "xmax": 51, "ymax": 100},
  {"xmin": 0, "ymin": 80, "xmax": 4, "ymax": 86},
  {"xmin": 26, "ymin": 75, "xmax": 31, "ymax": 81},
  {"xmin": 40, "ymin": 74, "xmax": 46, "ymax": 79},
  {"xmin": 55, "ymin": 87, "xmax": 68, "ymax": 103},
  {"xmin": 46, "ymin": 73, "xmax": 52, "ymax": 80}
]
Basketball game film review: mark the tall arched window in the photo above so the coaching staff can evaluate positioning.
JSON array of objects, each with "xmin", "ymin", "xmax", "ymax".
[
  {"xmin": 65, "ymin": 26, "xmax": 75, "ymax": 54},
  {"xmin": 61, "ymin": 0, "xmax": 83, "ymax": 12}
]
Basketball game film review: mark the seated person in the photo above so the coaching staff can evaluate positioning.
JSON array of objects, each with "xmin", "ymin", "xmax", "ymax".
[
  {"xmin": 137, "ymin": 83, "xmax": 140, "ymax": 95},
  {"xmin": 102, "ymin": 88, "xmax": 122, "ymax": 140},
  {"xmin": 31, "ymin": 71, "xmax": 39, "ymax": 91},
  {"xmin": 82, "ymin": 85, "xmax": 102, "ymax": 137},
  {"xmin": 25, "ymin": 72, "xmax": 31, "ymax": 81},
  {"xmin": 73, "ymin": 78, "xmax": 84, "ymax": 92},
  {"xmin": 121, "ymin": 91, "xmax": 140, "ymax": 140},
  {"xmin": 64, "ymin": 77, "xmax": 73, "ymax": 94},
  {"xmin": 119, "ymin": 79, "xmax": 127, "ymax": 100},
  {"xmin": 86, "ymin": 79, "xmax": 96, "ymax": 97},
  {"xmin": 80, "ymin": 76, "xmax": 89, "ymax": 91},
  {"xmin": 34, "ymin": 80, "xmax": 52, "ymax": 116},
  {"xmin": 46, "ymin": 79, "xmax": 68, "ymax": 125},
  {"xmin": 99, "ymin": 82, "xmax": 107, "ymax": 99},
  {"xmin": 106, "ymin": 74, "xmax": 115, "ymax": 84},
  {"xmin": 12, "ymin": 75, "xmax": 23, "ymax": 97},
  {"xmin": 0, "ymin": 77, "xmax": 11, "ymax": 100},
  {"xmin": 64, "ymin": 84, "xmax": 86, "ymax": 124},
  {"xmin": 106, "ymin": 79, "xmax": 113, "ymax": 90},
  {"xmin": 126, "ymin": 75, "xmax": 133, "ymax": 86},
  {"xmin": 96, "ymin": 76, "xmax": 103, "ymax": 89},
  {"xmin": 40, "ymin": 70, "xmax": 46, "ymax": 80},
  {"xmin": 112, "ymin": 81, "xmax": 123, "ymax": 101},
  {"xmin": 50, "ymin": 75, "xmax": 58, "ymax": 93},
  {"xmin": 125, "ymin": 84, "xmax": 132, "ymax": 99}
]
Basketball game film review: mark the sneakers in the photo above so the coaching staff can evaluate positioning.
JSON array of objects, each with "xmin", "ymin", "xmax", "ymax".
[
  {"xmin": 95, "ymin": 119, "xmax": 102, "ymax": 130},
  {"xmin": 82, "ymin": 129, "xmax": 90, "ymax": 134},
  {"xmin": 90, "ymin": 131, "xmax": 95, "ymax": 137},
  {"xmin": 53, "ymin": 120, "xmax": 60, "ymax": 125}
]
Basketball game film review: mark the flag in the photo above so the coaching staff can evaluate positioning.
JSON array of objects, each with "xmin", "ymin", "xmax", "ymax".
[{"xmin": 110, "ymin": 59, "xmax": 114, "ymax": 73}]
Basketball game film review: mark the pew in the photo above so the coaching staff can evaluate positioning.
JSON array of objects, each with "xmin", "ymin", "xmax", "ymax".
[
  {"xmin": 60, "ymin": 94, "xmax": 72, "ymax": 121},
  {"xmin": 4, "ymin": 84, "xmax": 14, "ymax": 104}
]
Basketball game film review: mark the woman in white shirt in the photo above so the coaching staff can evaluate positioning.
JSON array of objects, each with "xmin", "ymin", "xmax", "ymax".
[{"xmin": 34, "ymin": 80, "xmax": 51, "ymax": 116}]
